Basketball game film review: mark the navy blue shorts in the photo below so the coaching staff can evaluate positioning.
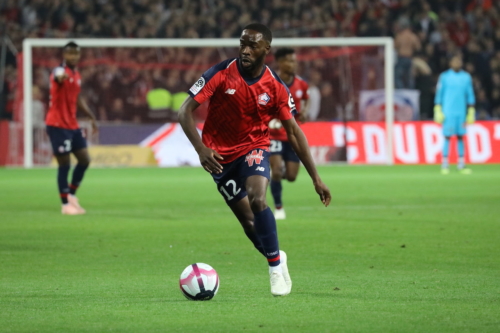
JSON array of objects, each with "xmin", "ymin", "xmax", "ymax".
[
  {"xmin": 211, "ymin": 149, "xmax": 271, "ymax": 205},
  {"xmin": 270, "ymin": 140, "xmax": 300, "ymax": 163},
  {"xmin": 46, "ymin": 126, "xmax": 87, "ymax": 156}
]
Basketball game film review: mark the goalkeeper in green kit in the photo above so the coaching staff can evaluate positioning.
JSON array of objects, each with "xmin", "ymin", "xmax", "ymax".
[{"xmin": 434, "ymin": 56, "xmax": 475, "ymax": 175}]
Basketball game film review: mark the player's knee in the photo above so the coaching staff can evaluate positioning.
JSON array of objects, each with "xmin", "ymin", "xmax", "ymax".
[
  {"xmin": 248, "ymin": 195, "xmax": 268, "ymax": 213},
  {"xmin": 271, "ymin": 170, "xmax": 282, "ymax": 181},
  {"xmin": 77, "ymin": 155, "xmax": 91, "ymax": 166},
  {"xmin": 286, "ymin": 174, "xmax": 297, "ymax": 182},
  {"xmin": 56, "ymin": 154, "xmax": 71, "ymax": 167},
  {"xmin": 271, "ymin": 166, "xmax": 282, "ymax": 180}
]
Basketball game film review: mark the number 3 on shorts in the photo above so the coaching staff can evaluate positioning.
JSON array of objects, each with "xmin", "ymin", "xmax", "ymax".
[
  {"xmin": 64, "ymin": 139, "xmax": 72, "ymax": 152},
  {"xmin": 270, "ymin": 140, "xmax": 282, "ymax": 153},
  {"xmin": 219, "ymin": 180, "xmax": 241, "ymax": 201}
]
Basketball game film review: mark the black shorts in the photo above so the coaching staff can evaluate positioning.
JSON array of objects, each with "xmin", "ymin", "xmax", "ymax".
[
  {"xmin": 46, "ymin": 126, "xmax": 87, "ymax": 156},
  {"xmin": 211, "ymin": 149, "xmax": 271, "ymax": 205},
  {"xmin": 270, "ymin": 140, "xmax": 300, "ymax": 163}
]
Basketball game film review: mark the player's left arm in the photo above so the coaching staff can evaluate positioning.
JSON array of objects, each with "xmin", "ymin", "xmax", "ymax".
[
  {"xmin": 77, "ymin": 95, "xmax": 98, "ymax": 133},
  {"xmin": 281, "ymin": 116, "xmax": 331, "ymax": 207},
  {"xmin": 299, "ymin": 93, "xmax": 310, "ymax": 123},
  {"xmin": 466, "ymin": 74, "xmax": 476, "ymax": 124}
]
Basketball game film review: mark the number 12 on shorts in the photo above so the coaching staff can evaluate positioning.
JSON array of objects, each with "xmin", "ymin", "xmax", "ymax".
[{"xmin": 219, "ymin": 180, "xmax": 241, "ymax": 200}]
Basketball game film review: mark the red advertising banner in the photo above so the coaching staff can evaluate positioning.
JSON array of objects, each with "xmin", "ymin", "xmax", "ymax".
[{"xmin": 301, "ymin": 121, "xmax": 500, "ymax": 164}]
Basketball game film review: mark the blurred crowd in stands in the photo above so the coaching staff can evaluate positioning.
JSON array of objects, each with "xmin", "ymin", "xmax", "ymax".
[{"xmin": 1, "ymin": 0, "xmax": 500, "ymax": 123}]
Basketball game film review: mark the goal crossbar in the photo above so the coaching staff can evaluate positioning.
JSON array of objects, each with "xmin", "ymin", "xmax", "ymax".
[{"xmin": 22, "ymin": 37, "xmax": 394, "ymax": 167}]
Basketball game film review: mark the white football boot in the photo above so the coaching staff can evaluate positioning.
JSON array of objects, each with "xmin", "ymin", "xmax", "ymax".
[
  {"xmin": 270, "ymin": 270, "xmax": 289, "ymax": 296},
  {"xmin": 274, "ymin": 207, "xmax": 286, "ymax": 220},
  {"xmin": 280, "ymin": 250, "xmax": 292, "ymax": 293}
]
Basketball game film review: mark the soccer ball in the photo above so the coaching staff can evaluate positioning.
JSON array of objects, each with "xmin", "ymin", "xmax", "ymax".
[{"xmin": 179, "ymin": 263, "xmax": 219, "ymax": 301}]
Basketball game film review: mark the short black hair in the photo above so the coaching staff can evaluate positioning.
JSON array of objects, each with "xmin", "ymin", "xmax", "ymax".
[
  {"xmin": 275, "ymin": 48, "xmax": 295, "ymax": 60},
  {"xmin": 63, "ymin": 41, "xmax": 79, "ymax": 51},
  {"xmin": 243, "ymin": 23, "xmax": 272, "ymax": 43}
]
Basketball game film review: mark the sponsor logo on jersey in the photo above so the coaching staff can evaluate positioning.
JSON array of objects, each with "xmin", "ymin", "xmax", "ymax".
[
  {"xmin": 189, "ymin": 77, "xmax": 206, "ymax": 95},
  {"xmin": 225, "ymin": 89, "xmax": 236, "ymax": 95},
  {"xmin": 258, "ymin": 93, "xmax": 271, "ymax": 105},
  {"xmin": 245, "ymin": 150, "xmax": 264, "ymax": 166},
  {"xmin": 256, "ymin": 166, "xmax": 265, "ymax": 171}
]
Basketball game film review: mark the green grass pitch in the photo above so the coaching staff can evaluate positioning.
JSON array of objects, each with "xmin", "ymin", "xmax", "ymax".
[{"xmin": 1, "ymin": 165, "xmax": 499, "ymax": 332}]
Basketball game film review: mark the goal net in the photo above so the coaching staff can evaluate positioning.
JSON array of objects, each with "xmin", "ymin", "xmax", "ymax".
[{"xmin": 17, "ymin": 38, "xmax": 394, "ymax": 167}]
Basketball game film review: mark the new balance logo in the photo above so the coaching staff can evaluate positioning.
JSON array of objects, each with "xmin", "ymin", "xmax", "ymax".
[
  {"xmin": 245, "ymin": 150, "xmax": 264, "ymax": 167},
  {"xmin": 225, "ymin": 89, "xmax": 236, "ymax": 94},
  {"xmin": 256, "ymin": 166, "xmax": 265, "ymax": 172}
]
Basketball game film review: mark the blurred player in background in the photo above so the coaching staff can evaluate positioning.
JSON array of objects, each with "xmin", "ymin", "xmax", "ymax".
[
  {"xmin": 45, "ymin": 42, "xmax": 98, "ymax": 215},
  {"xmin": 179, "ymin": 23, "xmax": 330, "ymax": 296},
  {"xmin": 434, "ymin": 55, "xmax": 475, "ymax": 175},
  {"xmin": 269, "ymin": 48, "xmax": 310, "ymax": 220}
]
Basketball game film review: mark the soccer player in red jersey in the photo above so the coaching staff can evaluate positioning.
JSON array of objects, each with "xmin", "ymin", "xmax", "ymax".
[
  {"xmin": 269, "ymin": 48, "xmax": 310, "ymax": 220},
  {"xmin": 45, "ymin": 42, "xmax": 97, "ymax": 215},
  {"xmin": 179, "ymin": 23, "xmax": 331, "ymax": 296}
]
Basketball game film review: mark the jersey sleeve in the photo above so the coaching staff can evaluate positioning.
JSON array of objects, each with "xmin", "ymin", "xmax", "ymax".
[
  {"xmin": 434, "ymin": 73, "xmax": 444, "ymax": 105},
  {"xmin": 466, "ymin": 74, "xmax": 475, "ymax": 106},
  {"xmin": 276, "ymin": 84, "xmax": 296, "ymax": 121},
  {"xmin": 187, "ymin": 58, "xmax": 235, "ymax": 104}
]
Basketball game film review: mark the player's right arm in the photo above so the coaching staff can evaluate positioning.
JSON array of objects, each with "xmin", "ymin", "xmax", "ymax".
[
  {"xmin": 178, "ymin": 97, "xmax": 223, "ymax": 174},
  {"xmin": 434, "ymin": 73, "xmax": 445, "ymax": 124},
  {"xmin": 180, "ymin": 59, "xmax": 234, "ymax": 174}
]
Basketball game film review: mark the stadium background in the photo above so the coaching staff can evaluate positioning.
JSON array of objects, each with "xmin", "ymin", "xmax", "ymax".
[
  {"xmin": 1, "ymin": 0, "xmax": 500, "ymax": 167},
  {"xmin": 1, "ymin": 1, "xmax": 500, "ymax": 332}
]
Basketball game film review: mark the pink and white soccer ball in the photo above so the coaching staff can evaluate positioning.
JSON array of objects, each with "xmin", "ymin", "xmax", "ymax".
[{"xmin": 179, "ymin": 263, "xmax": 219, "ymax": 301}]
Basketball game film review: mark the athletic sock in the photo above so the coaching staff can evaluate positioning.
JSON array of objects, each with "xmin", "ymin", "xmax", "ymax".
[
  {"xmin": 457, "ymin": 139, "xmax": 465, "ymax": 169},
  {"xmin": 244, "ymin": 230, "xmax": 265, "ymax": 256},
  {"xmin": 58, "ymin": 165, "xmax": 70, "ymax": 204},
  {"xmin": 69, "ymin": 163, "xmax": 89, "ymax": 195},
  {"xmin": 442, "ymin": 157, "xmax": 449, "ymax": 169},
  {"xmin": 253, "ymin": 207, "xmax": 280, "ymax": 266},
  {"xmin": 270, "ymin": 180, "xmax": 283, "ymax": 209},
  {"xmin": 442, "ymin": 138, "xmax": 450, "ymax": 169},
  {"xmin": 458, "ymin": 157, "xmax": 465, "ymax": 170}
]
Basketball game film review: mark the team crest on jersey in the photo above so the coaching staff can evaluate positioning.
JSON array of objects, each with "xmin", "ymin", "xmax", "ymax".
[
  {"xmin": 189, "ymin": 77, "xmax": 205, "ymax": 95},
  {"xmin": 245, "ymin": 150, "xmax": 264, "ymax": 166},
  {"xmin": 296, "ymin": 89, "xmax": 303, "ymax": 98},
  {"xmin": 258, "ymin": 93, "xmax": 270, "ymax": 105}
]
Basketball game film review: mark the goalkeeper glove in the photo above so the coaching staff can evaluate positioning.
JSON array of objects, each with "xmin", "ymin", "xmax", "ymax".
[
  {"xmin": 434, "ymin": 105, "xmax": 445, "ymax": 124},
  {"xmin": 466, "ymin": 107, "xmax": 476, "ymax": 124}
]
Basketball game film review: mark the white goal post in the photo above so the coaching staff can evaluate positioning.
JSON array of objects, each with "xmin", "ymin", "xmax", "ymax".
[{"xmin": 22, "ymin": 37, "xmax": 394, "ymax": 168}]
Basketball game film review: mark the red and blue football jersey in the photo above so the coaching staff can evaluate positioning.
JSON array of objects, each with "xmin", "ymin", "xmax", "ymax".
[
  {"xmin": 270, "ymin": 75, "xmax": 309, "ymax": 142},
  {"xmin": 46, "ymin": 65, "xmax": 81, "ymax": 130},
  {"xmin": 188, "ymin": 58, "xmax": 296, "ymax": 163}
]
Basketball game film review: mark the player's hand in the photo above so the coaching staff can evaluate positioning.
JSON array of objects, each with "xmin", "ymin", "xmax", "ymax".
[
  {"xmin": 298, "ymin": 113, "xmax": 307, "ymax": 123},
  {"xmin": 434, "ymin": 105, "xmax": 444, "ymax": 124},
  {"xmin": 90, "ymin": 119, "xmax": 98, "ymax": 134},
  {"xmin": 55, "ymin": 73, "xmax": 69, "ymax": 83},
  {"xmin": 314, "ymin": 181, "xmax": 331, "ymax": 207},
  {"xmin": 197, "ymin": 146, "xmax": 223, "ymax": 174},
  {"xmin": 466, "ymin": 107, "xmax": 475, "ymax": 124}
]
